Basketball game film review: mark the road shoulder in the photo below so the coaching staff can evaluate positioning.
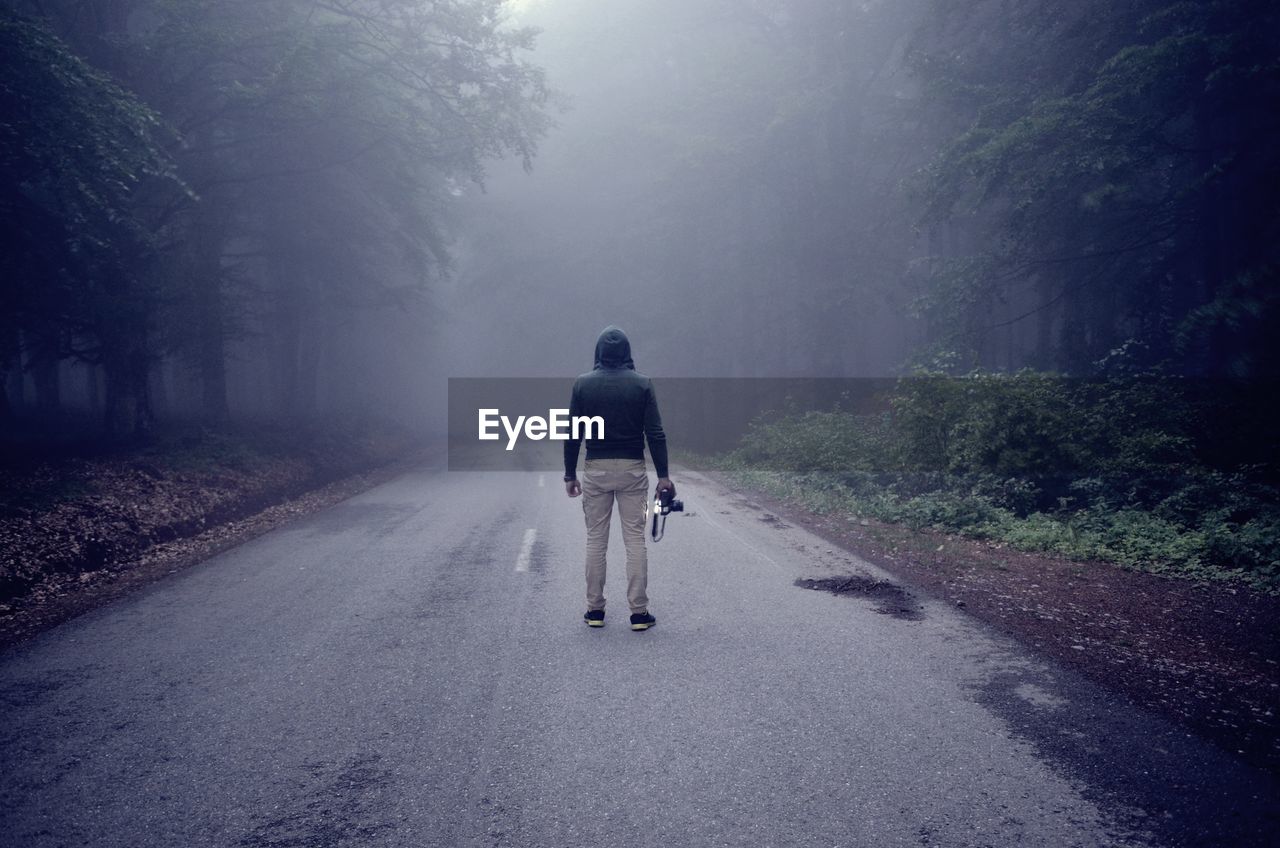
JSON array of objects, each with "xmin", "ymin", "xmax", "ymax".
[
  {"xmin": 696, "ymin": 468, "xmax": 1280, "ymax": 777},
  {"xmin": 0, "ymin": 450, "xmax": 427, "ymax": 652}
]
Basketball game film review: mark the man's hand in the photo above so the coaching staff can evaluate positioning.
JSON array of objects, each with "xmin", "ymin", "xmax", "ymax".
[
  {"xmin": 565, "ymin": 479, "xmax": 581, "ymax": 498},
  {"xmin": 656, "ymin": 477, "xmax": 675, "ymax": 498}
]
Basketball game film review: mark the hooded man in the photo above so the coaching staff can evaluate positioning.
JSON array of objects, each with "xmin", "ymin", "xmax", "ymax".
[{"xmin": 563, "ymin": 326, "xmax": 674, "ymax": 631}]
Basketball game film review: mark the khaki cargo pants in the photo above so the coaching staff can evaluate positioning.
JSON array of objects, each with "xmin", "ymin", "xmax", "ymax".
[{"xmin": 581, "ymin": 458, "xmax": 650, "ymax": 614}]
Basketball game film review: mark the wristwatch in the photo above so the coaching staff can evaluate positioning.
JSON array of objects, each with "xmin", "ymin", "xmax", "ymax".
[{"xmin": 563, "ymin": 474, "xmax": 577, "ymax": 482}]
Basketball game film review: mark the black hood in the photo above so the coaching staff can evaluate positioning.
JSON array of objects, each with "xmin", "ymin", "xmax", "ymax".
[{"xmin": 593, "ymin": 325, "xmax": 635, "ymax": 370}]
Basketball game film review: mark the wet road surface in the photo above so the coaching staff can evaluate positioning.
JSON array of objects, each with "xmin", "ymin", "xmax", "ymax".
[{"xmin": 1, "ymin": 466, "xmax": 1276, "ymax": 847}]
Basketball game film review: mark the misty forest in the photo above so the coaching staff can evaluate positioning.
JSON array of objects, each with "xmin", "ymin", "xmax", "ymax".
[
  {"xmin": 6, "ymin": 0, "xmax": 1278, "ymax": 419},
  {"xmin": 3, "ymin": 1, "xmax": 1280, "ymax": 840},
  {"xmin": 5, "ymin": 0, "xmax": 1278, "ymax": 581}
]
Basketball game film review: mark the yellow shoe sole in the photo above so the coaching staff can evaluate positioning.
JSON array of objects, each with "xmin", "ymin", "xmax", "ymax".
[
  {"xmin": 585, "ymin": 619, "xmax": 605, "ymax": 627},
  {"xmin": 631, "ymin": 622, "xmax": 652, "ymax": 631}
]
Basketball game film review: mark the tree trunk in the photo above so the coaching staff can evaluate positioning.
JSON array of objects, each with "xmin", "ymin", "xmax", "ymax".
[
  {"xmin": 199, "ymin": 324, "xmax": 229, "ymax": 423},
  {"xmin": 0, "ymin": 324, "xmax": 19, "ymax": 423},
  {"xmin": 192, "ymin": 250, "xmax": 230, "ymax": 423},
  {"xmin": 1035, "ymin": 274, "xmax": 1057, "ymax": 370},
  {"xmin": 99, "ymin": 290, "xmax": 154, "ymax": 440},
  {"xmin": 150, "ymin": 357, "xmax": 169, "ymax": 420},
  {"xmin": 275, "ymin": 276, "xmax": 304, "ymax": 422},
  {"xmin": 297, "ymin": 322, "xmax": 321, "ymax": 421},
  {"xmin": 191, "ymin": 194, "xmax": 231, "ymax": 423},
  {"xmin": 103, "ymin": 344, "xmax": 153, "ymax": 441},
  {"xmin": 27, "ymin": 329, "xmax": 61, "ymax": 414},
  {"xmin": 1192, "ymin": 92, "xmax": 1233, "ymax": 375},
  {"xmin": 86, "ymin": 363, "xmax": 101, "ymax": 418},
  {"xmin": 0, "ymin": 364, "xmax": 10, "ymax": 423}
]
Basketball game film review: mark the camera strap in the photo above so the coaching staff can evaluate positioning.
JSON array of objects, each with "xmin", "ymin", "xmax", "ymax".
[{"xmin": 651, "ymin": 497, "xmax": 668, "ymax": 542}]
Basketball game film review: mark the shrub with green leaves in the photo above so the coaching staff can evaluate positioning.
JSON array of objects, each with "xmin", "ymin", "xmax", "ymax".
[{"xmin": 721, "ymin": 373, "xmax": 1279, "ymax": 590}]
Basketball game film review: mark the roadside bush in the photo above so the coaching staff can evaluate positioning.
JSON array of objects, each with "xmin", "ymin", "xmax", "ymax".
[
  {"xmin": 964, "ymin": 473, "xmax": 1043, "ymax": 515},
  {"xmin": 891, "ymin": 371, "xmax": 1085, "ymax": 478},
  {"xmin": 1001, "ymin": 512, "xmax": 1086, "ymax": 556},
  {"xmin": 720, "ymin": 371, "xmax": 1279, "ymax": 589},
  {"xmin": 1201, "ymin": 514, "xmax": 1280, "ymax": 578},
  {"xmin": 891, "ymin": 490, "xmax": 1011, "ymax": 535},
  {"xmin": 735, "ymin": 410, "xmax": 890, "ymax": 473}
]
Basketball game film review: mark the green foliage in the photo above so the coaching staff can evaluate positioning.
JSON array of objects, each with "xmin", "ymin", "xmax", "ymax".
[
  {"xmin": 724, "ymin": 373, "xmax": 1280, "ymax": 589},
  {"xmin": 0, "ymin": 11, "xmax": 180, "ymax": 334},
  {"xmin": 912, "ymin": 0, "xmax": 1280, "ymax": 375},
  {"xmin": 0, "ymin": 13, "xmax": 176, "ymax": 233},
  {"xmin": 735, "ymin": 410, "xmax": 892, "ymax": 474},
  {"xmin": 2, "ymin": 0, "xmax": 552, "ymax": 434},
  {"xmin": 890, "ymin": 371, "xmax": 1089, "ymax": 478}
]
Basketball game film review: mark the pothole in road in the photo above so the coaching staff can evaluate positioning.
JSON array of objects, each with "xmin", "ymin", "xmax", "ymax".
[{"xmin": 795, "ymin": 575, "xmax": 925, "ymax": 621}]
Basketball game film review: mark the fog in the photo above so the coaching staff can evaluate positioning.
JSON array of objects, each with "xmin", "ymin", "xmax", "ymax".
[
  {"xmin": 441, "ymin": 0, "xmax": 929, "ymax": 383},
  {"xmin": 3, "ymin": 0, "xmax": 1275, "ymax": 441}
]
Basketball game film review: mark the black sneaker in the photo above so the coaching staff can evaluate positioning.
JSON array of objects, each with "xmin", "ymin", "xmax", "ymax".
[
  {"xmin": 583, "ymin": 609, "xmax": 605, "ymax": 628},
  {"xmin": 630, "ymin": 612, "xmax": 656, "ymax": 631}
]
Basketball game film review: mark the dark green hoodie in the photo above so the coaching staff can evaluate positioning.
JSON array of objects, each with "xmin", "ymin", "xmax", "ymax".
[{"xmin": 563, "ymin": 326, "xmax": 669, "ymax": 479}]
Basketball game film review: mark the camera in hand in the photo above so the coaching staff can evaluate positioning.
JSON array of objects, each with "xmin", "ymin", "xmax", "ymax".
[{"xmin": 657, "ymin": 488, "xmax": 683, "ymax": 515}]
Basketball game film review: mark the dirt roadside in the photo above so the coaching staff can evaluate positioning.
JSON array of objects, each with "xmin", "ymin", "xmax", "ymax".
[
  {"xmin": 0, "ymin": 449, "xmax": 427, "ymax": 651},
  {"xmin": 710, "ymin": 472, "xmax": 1280, "ymax": 777}
]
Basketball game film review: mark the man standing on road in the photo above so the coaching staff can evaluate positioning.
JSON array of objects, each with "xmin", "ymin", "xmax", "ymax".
[{"xmin": 563, "ymin": 326, "xmax": 673, "ymax": 631}]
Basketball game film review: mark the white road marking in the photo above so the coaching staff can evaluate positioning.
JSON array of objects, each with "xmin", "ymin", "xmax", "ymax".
[
  {"xmin": 515, "ymin": 528, "xmax": 537, "ymax": 573},
  {"xmin": 538, "ymin": 474, "xmax": 545, "ymax": 488}
]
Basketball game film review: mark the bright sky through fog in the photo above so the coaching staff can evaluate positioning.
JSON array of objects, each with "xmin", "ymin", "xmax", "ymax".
[{"xmin": 504, "ymin": 0, "xmax": 543, "ymax": 15}]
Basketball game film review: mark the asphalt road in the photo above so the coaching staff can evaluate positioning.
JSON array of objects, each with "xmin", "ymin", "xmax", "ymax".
[{"xmin": 1, "ymin": 466, "xmax": 1276, "ymax": 847}]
